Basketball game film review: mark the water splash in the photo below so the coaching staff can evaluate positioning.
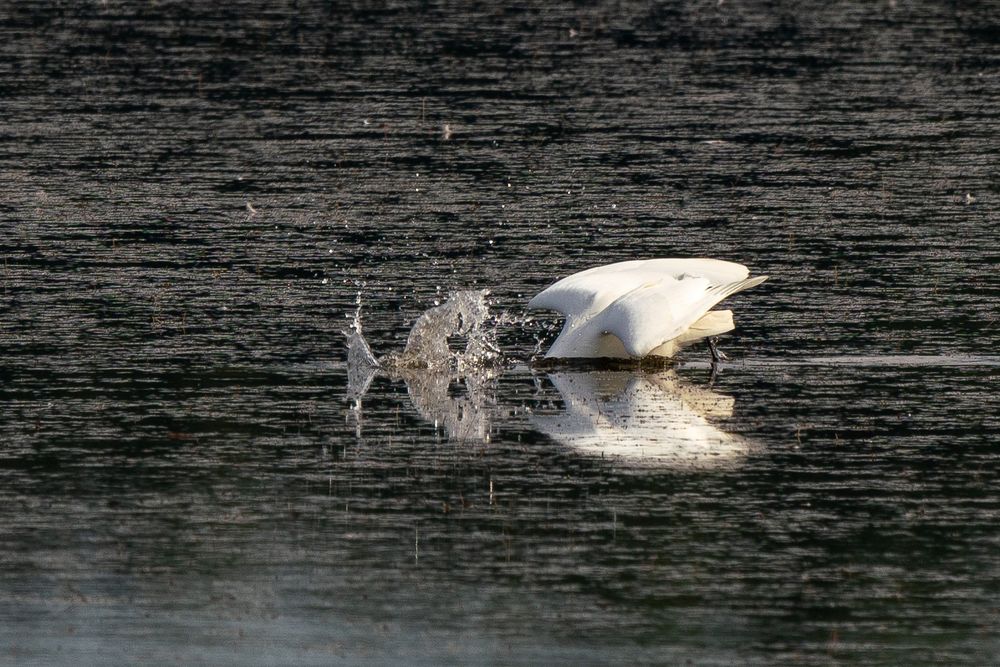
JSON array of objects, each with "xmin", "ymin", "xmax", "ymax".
[
  {"xmin": 376, "ymin": 289, "xmax": 501, "ymax": 371},
  {"xmin": 345, "ymin": 289, "xmax": 502, "ymax": 378},
  {"xmin": 344, "ymin": 292, "xmax": 379, "ymax": 400},
  {"xmin": 344, "ymin": 289, "xmax": 504, "ymax": 442}
]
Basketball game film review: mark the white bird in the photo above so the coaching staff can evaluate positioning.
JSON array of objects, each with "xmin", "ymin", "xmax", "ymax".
[{"xmin": 527, "ymin": 258, "xmax": 767, "ymax": 360}]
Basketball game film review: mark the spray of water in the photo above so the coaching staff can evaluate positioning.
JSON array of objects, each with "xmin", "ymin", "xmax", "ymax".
[
  {"xmin": 358, "ymin": 290, "xmax": 500, "ymax": 370},
  {"xmin": 344, "ymin": 290, "xmax": 504, "ymax": 441},
  {"xmin": 345, "ymin": 290, "xmax": 502, "ymax": 377},
  {"xmin": 344, "ymin": 292, "xmax": 379, "ymax": 400}
]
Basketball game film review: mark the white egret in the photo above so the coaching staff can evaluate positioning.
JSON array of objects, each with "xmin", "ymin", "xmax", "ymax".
[{"xmin": 527, "ymin": 258, "xmax": 767, "ymax": 360}]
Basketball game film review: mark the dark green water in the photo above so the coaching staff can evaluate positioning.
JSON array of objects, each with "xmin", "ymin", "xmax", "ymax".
[{"xmin": 2, "ymin": 1, "xmax": 999, "ymax": 664}]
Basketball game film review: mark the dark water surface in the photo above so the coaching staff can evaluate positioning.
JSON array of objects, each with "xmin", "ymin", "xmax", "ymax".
[{"xmin": 3, "ymin": 1, "xmax": 1000, "ymax": 664}]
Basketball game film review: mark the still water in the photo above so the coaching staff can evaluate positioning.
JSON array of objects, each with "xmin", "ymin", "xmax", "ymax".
[{"xmin": 2, "ymin": 1, "xmax": 1000, "ymax": 664}]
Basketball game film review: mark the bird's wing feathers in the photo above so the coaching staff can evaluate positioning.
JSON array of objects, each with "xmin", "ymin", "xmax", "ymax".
[
  {"xmin": 631, "ymin": 258, "xmax": 750, "ymax": 284},
  {"xmin": 526, "ymin": 258, "xmax": 750, "ymax": 319},
  {"xmin": 599, "ymin": 275, "xmax": 768, "ymax": 358},
  {"xmin": 527, "ymin": 261, "xmax": 657, "ymax": 319},
  {"xmin": 596, "ymin": 277, "xmax": 711, "ymax": 357}
]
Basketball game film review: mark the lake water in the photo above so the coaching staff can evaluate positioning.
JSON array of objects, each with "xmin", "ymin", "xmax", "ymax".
[{"xmin": 2, "ymin": 1, "xmax": 1000, "ymax": 664}]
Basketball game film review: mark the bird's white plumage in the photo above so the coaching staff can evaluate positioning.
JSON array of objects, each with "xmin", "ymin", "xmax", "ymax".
[{"xmin": 528, "ymin": 258, "xmax": 767, "ymax": 359}]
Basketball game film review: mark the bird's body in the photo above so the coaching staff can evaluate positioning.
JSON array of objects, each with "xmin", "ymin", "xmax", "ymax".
[{"xmin": 527, "ymin": 258, "xmax": 767, "ymax": 359}]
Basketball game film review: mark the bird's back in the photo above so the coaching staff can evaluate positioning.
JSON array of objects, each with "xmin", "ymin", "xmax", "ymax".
[{"xmin": 528, "ymin": 258, "xmax": 767, "ymax": 360}]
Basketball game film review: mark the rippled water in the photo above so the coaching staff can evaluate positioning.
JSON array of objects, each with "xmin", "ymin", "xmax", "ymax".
[{"xmin": 2, "ymin": 1, "xmax": 1000, "ymax": 664}]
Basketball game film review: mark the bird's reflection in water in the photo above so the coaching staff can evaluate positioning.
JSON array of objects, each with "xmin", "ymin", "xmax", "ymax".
[
  {"xmin": 350, "ymin": 359, "xmax": 748, "ymax": 466},
  {"xmin": 531, "ymin": 370, "xmax": 749, "ymax": 467}
]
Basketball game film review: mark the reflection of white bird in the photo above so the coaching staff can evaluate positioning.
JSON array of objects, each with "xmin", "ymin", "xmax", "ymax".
[
  {"xmin": 528, "ymin": 258, "xmax": 767, "ymax": 359},
  {"xmin": 532, "ymin": 371, "xmax": 748, "ymax": 467}
]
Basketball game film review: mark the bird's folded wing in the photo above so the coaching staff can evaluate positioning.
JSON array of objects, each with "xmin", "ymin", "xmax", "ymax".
[
  {"xmin": 526, "ymin": 265, "xmax": 652, "ymax": 319},
  {"xmin": 527, "ymin": 258, "xmax": 751, "ymax": 319},
  {"xmin": 599, "ymin": 275, "xmax": 768, "ymax": 358},
  {"xmin": 629, "ymin": 258, "xmax": 750, "ymax": 284},
  {"xmin": 596, "ymin": 277, "xmax": 711, "ymax": 357}
]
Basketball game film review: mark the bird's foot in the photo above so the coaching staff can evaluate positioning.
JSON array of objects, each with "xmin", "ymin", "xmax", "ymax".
[
  {"xmin": 707, "ymin": 338, "xmax": 727, "ymax": 386},
  {"xmin": 708, "ymin": 337, "xmax": 728, "ymax": 364}
]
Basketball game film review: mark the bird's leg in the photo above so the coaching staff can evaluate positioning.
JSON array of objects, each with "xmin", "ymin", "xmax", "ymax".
[
  {"xmin": 708, "ymin": 337, "xmax": 728, "ymax": 364},
  {"xmin": 706, "ymin": 337, "xmax": 727, "ymax": 386}
]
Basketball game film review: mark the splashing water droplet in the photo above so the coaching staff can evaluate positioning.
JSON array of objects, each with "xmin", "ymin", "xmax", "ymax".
[
  {"xmin": 344, "ymin": 292, "xmax": 379, "ymax": 398},
  {"xmin": 345, "ymin": 290, "xmax": 507, "ymax": 442},
  {"xmin": 345, "ymin": 290, "xmax": 502, "ymax": 377}
]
